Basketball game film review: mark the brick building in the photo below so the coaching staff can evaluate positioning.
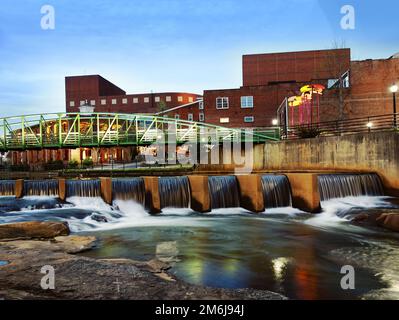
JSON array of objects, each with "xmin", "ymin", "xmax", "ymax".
[
  {"xmin": 9, "ymin": 48, "xmax": 399, "ymax": 167},
  {"xmin": 66, "ymin": 75, "xmax": 202, "ymax": 115},
  {"xmin": 201, "ymin": 49, "xmax": 398, "ymax": 128}
]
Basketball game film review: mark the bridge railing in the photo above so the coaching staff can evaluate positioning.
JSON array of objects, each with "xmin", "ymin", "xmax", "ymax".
[
  {"xmin": 280, "ymin": 113, "xmax": 399, "ymax": 139},
  {"xmin": 0, "ymin": 113, "xmax": 279, "ymax": 151}
]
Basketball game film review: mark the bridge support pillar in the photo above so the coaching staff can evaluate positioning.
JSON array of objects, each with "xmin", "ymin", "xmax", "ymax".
[
  {"xmin": 143, "ymin": 177, "xmax": 161, "ymax": 214},
  {"xmin": 236, "ymin": 174, "xmax": 264, "ymax": 213},
  {"xmin": 100, "ymin": 177, "xmax": 113, "ymax": 205},
  {"xmin": 285, "ymin": 173, "xmax": 321, "ymax": 213},
  {"xmin": 15, "ymin": 179, "xmax": 24, "ymax": 198},
  {"xmin": 188, "ymin": 176, "xmax": 211, "ymax": 213},
  {"xmin": 58, "ymin": 179, "xmax": 66, "ymax": 201}
]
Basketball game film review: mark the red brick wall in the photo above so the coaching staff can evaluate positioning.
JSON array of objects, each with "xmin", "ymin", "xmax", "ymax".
[
  {"xmin": 65, "ymin": 75, "xmax": 201, "ymax": 114},
  {"xmin": 243, "ymin": 49, "xmax": 350, "ymax": 86}
]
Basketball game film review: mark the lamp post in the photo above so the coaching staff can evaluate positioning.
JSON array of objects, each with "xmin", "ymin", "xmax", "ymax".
[{"xmin": 390, "ymin": 84, "xmax": 398, "ymax": 128}]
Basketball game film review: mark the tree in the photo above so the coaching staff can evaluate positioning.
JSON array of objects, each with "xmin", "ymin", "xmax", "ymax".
[
  {"xmin": 317, "ymin": 41, "xmax": 351, "ymax": 121},
  {"xmin": 157, "ymin": 100, "xmax": 168, "ymax": 113}
]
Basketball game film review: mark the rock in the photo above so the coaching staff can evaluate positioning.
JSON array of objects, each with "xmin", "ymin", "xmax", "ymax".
[
  {"xmin": 376, "ymin": 213, "xmax": 399, "ymax": 232},
  {"xmin": 54, "ymin": 236, "xmax": 97, "ymax": 254},
  {"xmin": 0, "ymin": 221, "xmax": 70, "ymax": 241},
  {"xmin": 351, "ymin": 213, "xmax": 369, "ymax": 222},
  {"xmin": 91, "ymin": 214, "xmax": 108, "ymax": 223}
]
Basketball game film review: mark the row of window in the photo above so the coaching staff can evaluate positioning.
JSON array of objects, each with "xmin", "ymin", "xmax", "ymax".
[
  {"xmin": 216, "ymin": 96, "xmax": 254, "ymax": 109},
  {"xmin": 219, "ymin": 116, "xmax": 254, "ymax": 124},
  {"xmin": 69, "ymin": 96, "xmax": 195, "ymax": 107},
  {"xmin": 175, "ymin": 113, "xmax": 205, "ymax": 122},
  {"xmin": 172, "ymin": 114, "xmax": 254, "ymax": 123}
]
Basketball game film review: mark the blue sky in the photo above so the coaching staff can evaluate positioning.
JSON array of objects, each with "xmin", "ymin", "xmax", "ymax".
[{"xmin": 0, "ymin": 0, "xmax": 398, "ymax": 117}]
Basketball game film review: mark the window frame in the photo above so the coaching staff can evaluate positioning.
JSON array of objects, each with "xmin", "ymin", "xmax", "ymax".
[
  {"xmin": 216, "ymin": 97, "xmax": 229, "ymax": 109},
  {"xmin": 241, "ymin": 96, "xmax": 254, "ymax": 108},
  {"xmin": 244, "ymin": 116, "xmax": 254, "ymax": 123},
  {"xmin": 220, "ymin": 117, "xmax": 230, "ymax": 124}
]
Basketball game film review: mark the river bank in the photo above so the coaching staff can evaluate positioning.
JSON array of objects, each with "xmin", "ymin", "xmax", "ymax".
[{"xmin": 0, "ymin": 221, "xmax": 286, "ymax": 300}]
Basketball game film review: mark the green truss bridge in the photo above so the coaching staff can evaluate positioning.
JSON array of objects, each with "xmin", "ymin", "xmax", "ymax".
[{"xmin": 0, "ymin": 113, "xmax": 280, "ymax": 151}]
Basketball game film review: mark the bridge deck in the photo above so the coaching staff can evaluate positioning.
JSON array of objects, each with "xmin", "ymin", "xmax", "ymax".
[{"xmin": 0, "ymin": 113, "xmax": 280, "ymax": 151}]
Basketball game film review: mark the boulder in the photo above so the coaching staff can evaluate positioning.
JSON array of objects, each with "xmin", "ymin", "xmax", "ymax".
[
  {"xmin": 0, "ymin": 221, "xmax": 70, "ymax": 240},
  {"xmin": 376, "ymin": 213, "xmax": 399, "ymax": 232}
]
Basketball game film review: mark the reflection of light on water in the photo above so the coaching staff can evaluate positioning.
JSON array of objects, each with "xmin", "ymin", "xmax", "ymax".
[
  {"xmin": 223, "ymin": 258, "xmax": 239, "ymax": 274},
  {"xmin": 272, "ymin": 257, "xmax": 292, "ymax": 281},
  {"xmin": 156, "ymin": 241, "xmax": 179, "ymax": 262},
  {"xmin": 183, "ymin": 258, "xmax": 205, "ymax": 283}
]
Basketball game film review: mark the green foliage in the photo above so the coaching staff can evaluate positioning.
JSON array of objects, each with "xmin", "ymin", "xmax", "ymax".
[
  {"xmin": 296, "ymin": 126, "xmax": 322, "ymax": 139},
  {"xmin": 82, "ymin": 158, "xmax": 94, "ymax": 168},
  {"xmin": 67, "ymin": 160, "xmax": 79, "ymax": 169},
  {"xmin": 157, "ymin": 100, "xmax": 168, "ymax": 113}
]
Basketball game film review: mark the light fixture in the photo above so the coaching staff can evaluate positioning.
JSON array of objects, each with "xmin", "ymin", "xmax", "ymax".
[
  {"xmin": 390, "ymin": 84, "xmax": 398, "ymax": 93},
  {"xmin": 272, "ymin": 119, "xmax": 279, "ymax": 126},
  {"xmin": 366, "ymin": 122, "xmax": 373, "ymax": 128}
]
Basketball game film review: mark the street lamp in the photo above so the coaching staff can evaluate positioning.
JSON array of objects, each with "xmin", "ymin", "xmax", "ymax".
[
  {"xmin": 390, "ymin": 84, "xmax": 398, "ymax": 128},
  {"xmin": 272, "ymin": 119, "xmax": 279, "ymax": 126}
]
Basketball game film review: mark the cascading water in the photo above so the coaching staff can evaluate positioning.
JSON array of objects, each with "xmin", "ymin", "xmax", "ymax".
[
  {"xmin": 23, "ymin": 180, "xmax": 59, "ymax": 197},
  {"xmin": 112, "ymin": 178, "xmax": 145, "ymax": 205},
  {"xmin": 261, "ymin": 175, "xmax": 292, "ymax": 208},
  {"xmin": 0, "ymin": 180, "xmax": 15, "ymax": 196},
  {"xmin": 66, "ymin": 179, "xmax": 101, "ymax": 198},
  {"xmin": 208, "ymin": 176, "xmax": 240, "ymax": 209},
  {"xmin": 159, "ymin": 176, "xmax": 191, "ymax": 208},
  {"xmin": 318, "ymin": 173, "xmax": 384, "ymax": 201}
]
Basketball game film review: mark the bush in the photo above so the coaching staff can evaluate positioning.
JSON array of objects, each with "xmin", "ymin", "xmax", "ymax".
[
  {"xmin": 82, "ymin": 158, "xmax": 94, "ymax": 168},
  {"xmin": 67, "ymin": 160, "xmax": 79, "ymax": 169},
  {"xmin": 44, "ymin": 160, "xmax": 64, "ymax": 171},
  {"xmin": 296, "ymin": 126, "xmax": 322, "ymax": 139}
]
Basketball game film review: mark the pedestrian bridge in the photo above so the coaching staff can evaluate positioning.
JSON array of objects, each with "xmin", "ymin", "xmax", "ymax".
[{"xmin": 0, "ymin": 113, "xmax": 279, "ymax": 151}]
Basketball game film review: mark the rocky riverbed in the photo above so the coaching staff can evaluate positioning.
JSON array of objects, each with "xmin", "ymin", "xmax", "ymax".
[{"xmin": 0, "ymin": 221, "xmax": 286, "ymax": 300}]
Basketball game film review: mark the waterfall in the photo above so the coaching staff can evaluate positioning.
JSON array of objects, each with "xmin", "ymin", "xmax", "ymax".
[
  {"xmin": 112, "ymin": 178, "xmax": 145, "ymax": 205},
  {"xmin": 0, "ymin": 180, "xmax": 15, "ymax": 196},
  {"xmin": 261, "ymin": 175, "xmax": 292, "ymax": 208},
  {"xmin": 66, "ymin": 180, "xmax": 101, "ymax": 198},
  {"xmin": 208, "ymin": 176, "xmax": 240, "ymax": 209},
  {"xmin": 318, "ymin": 174, "xmax": 384, "ymax": 201},
  {"xmin": 24, "ymin": 180, "xmax": 59, "ymax": 197},
  {"xmin": 159, "ymin": 176, "xmax": 191, "ymax": 208}
]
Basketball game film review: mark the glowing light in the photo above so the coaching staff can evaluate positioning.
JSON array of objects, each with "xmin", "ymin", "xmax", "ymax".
[
  {"xmin": 366, "ymin": 122, "xmax": 373, "ymax": 128},
  {"xmin": 390, "ymin": 84, "xmax": 398, "ymax": 93},
  {"xmin": 272, "ymin": 119, "xmax": 279, "ymax": 126}
]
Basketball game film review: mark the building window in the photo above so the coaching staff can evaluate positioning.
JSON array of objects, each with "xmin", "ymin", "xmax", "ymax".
[
  {"xmin": 188, "ymin": 97, "xmax": 194, "ymax": 103},
  {"xmin": 69, "ymin": 101, "xmax": 75, "ymax": 107},
  {"xmin": 112, "ymin": 99, "xmax": 117, "ymax": 105},
  {"xmin": 122, "ymin": 98, "xmax": 128, "ymax": 104},
  {"xmin": 80, "ymin": 100, "xmax": 85, "ymax": 106},
  {"xmin": 188, "ymin": 113, "xmax": 193, "ymax": 121},
  {"xmin": 244, "ymin": 116, "xmax": 254, "ymax": 123},
  {"xmin": 90, "ymin": 100, "xmax": 96, "ymax": 106},
  {"xmin": 199, "ymin": 101, "xmax": 204, "ymax": 110},
  {"xmin": 144, "ymin": 97, "xmax": 150, "ymax": 103},
  {"xmin": 133, "ymin": 97, "xmax": 139, "ymax": 104},
  {"xmin": 178, "ymin": 96, "xmax": 183, "ymax": 102},
  {"xmin": 101, "ymin": 99, "xmax": 106, "ymax": 105},
  {"xmin": 175, "ymin": 114, "xmax": 180, "ymax": 120},
  {"xmin": 220, "ymin": 117, "xmax": 229, "ymax": 123},
  {"xmin": 241, "ymin": 96, "xmax": 254, "ymax": 108},
  {"xmin": 216, "ymin": 97, "xmax": 229, "ymax": 109},
  {"xmin": 199, "ymin": 113, "xmax": 205, "ymax": 121},
  {"xmin": 155, "ymin": 96, "xmax": 160, "ymax": 102},
  {"xmin": 166, "ymin": 96, "xmax": 172, "ymax": 102}
]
